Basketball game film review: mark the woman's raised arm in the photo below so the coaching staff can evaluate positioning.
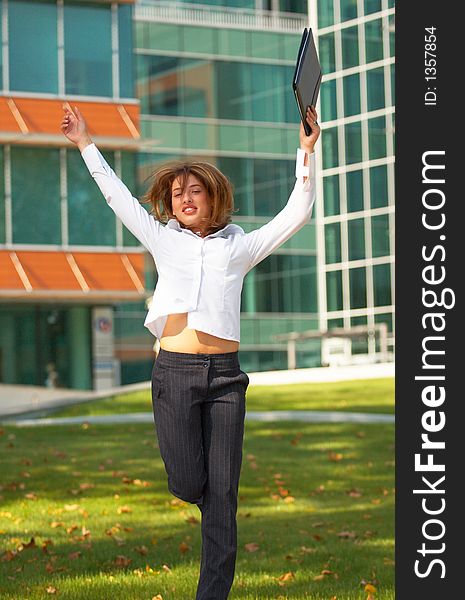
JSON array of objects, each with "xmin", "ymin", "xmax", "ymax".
[
  {"xmin": 243, "ymin": 106, "xmax": 320, "ymax": 271},
  {"xmin": 60, "ymin": 104, "xmax": 163, "ymax": 255}
]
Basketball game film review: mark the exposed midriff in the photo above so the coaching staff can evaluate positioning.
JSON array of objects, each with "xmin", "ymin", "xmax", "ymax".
[{"xmin": 159, "ymin": 313, "xmax": 239, "ymax": 354}]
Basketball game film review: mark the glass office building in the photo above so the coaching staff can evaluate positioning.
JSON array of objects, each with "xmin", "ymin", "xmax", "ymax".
[
  {"xmin": 0, "ymin": 0, "xmax": 394, "ymax": 389},
  {"xmin": 314, "ymin": 0, "xmax": 395, "ymax": 359}
]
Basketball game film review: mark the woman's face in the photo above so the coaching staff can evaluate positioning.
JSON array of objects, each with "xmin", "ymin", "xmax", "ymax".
[{"xmin": 171, "ymin": 173, "xmax": 211, "ymax": 233}]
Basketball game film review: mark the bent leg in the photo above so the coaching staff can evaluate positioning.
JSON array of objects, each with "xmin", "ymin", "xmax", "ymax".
[{"xmin": 151, "ymin": 362, "xmax": 207, "ymax": 505}]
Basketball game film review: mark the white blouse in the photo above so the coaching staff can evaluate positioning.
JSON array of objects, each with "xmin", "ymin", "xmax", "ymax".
[{"xmin": 80, "ymin": 143, "xmax": 316, "ymax": 342}]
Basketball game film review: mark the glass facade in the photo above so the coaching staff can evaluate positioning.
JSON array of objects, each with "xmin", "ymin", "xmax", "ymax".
[
  {"xmin": 133, "ymin": 9, "xmax": 318, "ymax": 372},
  {"xmin": 3, "ymin": 0, "xmax": 134, "ymax": 98},
  {"xmin": 8, "ymin": 0, "xmax": 58, "ymax": 93},
  {"xmin": 1, "ymin": 0, "xmax": 394, "ymax": 384},
  {"xmin": 318, "ymin": 0, "xmax": 395, "ymax": 360}
]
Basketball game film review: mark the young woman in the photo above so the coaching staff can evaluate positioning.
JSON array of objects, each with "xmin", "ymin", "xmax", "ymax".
[{"xmin": 61, "ymin": 104, "xmax": 320, "ymax": 600}]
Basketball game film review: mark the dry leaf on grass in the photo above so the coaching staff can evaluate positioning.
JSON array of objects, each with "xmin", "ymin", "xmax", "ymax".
[
  {"xmin": 244, "ymin": 542, "xmax": 259, "ymax": 552},
  {"xmin": 114, "ymin": 555, "xmax": 132, "ymax": 568},
  {"xmin": 179, "ymin": 542, "xmax": 191, "ymax": 554},
  {"xmin": 337, "ymin": 531, "xmax": 357, "ymax": 539},
  {"xmin": 328, "ymin": 452, "xmax": 343, "ymax": 461}
]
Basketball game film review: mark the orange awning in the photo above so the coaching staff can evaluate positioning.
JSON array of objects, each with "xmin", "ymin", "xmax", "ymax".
[
  {"xmin": 0, "ymin": 97, "xmax": 140, "ymax": 149},
  {"xmin": 0, "ymin": 250, "xmax": 150, "ymax": 302}
]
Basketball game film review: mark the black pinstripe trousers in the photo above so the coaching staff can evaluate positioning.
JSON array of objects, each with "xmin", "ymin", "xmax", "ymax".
[{"xmin": 151, "ymin": 348, "xmax": 249, "ymax": 600}]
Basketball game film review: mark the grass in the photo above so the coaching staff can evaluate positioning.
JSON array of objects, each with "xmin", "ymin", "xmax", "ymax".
[
  {"xmin": 0, "ymin": 419, "xmax": 394, "ymax": 599},
  {"xmin": 48, "ymin": 378, "xmax": 394, "ymax": 419}
]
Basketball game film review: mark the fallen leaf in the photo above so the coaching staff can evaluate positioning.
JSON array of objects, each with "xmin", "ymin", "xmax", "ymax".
[
  {"xmin": 244, "ymin": 542, "xmax": 259, "ymax": 552},
  {"xmin": 278, "ymin": 571, "xmax": 295, "ymax": 582},
  {"xmin": 41, "ymin": 540, "xmax": 54, "ymax": 554},
  {"xmin": 337, "ymin": 531, "xmax": 357, "ymax": 539},
  {"xmin": 186, "ymin": 516, "xmax": 200, "ymax": 525},
  {"xmin": 117, "ymin": 506, "xmax": 132, "ymax": 514},
  {"xmin": 365, "ymin": 583, "xmax": 377, "ymax": 593},
  {"xmin": 346, "ymin": 488, "xmax": 363, "ymax": 497},
  {"xmin": 79, "ymin": 482, "xmax": 95, "ymax": 490},
  {"xmin": 179, "ymin": 542, "xmax": 191, "ymax": 554},
  {"xmin": 134, "ymin": 545, "xmax": 148, "ymax": 556},
  {"xmin": 46, "ymin": 586, "xmax": 57, "ymax": 594},
  {"xmin": 66, "ymin": 525, "xmax": 78, "ymax": 534},
  {"xmin": 299, "ymin": 546, "xmax": 316, "ymax": 554},
  {"xmin": 328, "ymin": 452, "xmax": 343, "ymax": 461},
  {"xmin": 18, "ymin": 537, "xmax": 36, "ymax": 551},
  {"xmin": 114, "ymin": 555, "xmax": 132, "ymax": 568}
]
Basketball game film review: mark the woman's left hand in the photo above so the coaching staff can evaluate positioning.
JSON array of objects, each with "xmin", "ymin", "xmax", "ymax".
[{"xmin": 299, "ymin": 105, "xmax": 320, "ymax": 154}]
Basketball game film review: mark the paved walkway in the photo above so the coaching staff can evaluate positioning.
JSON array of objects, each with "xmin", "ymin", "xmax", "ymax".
[
  {"xmin": 0, "ymin": 362, "xmax": 394, "ymax": 420},
  {"xmin": 5, "ymin": 410, "xmax": 394, "ymax": 427}
]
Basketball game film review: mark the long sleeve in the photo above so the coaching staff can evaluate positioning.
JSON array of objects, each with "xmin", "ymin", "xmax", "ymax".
[
  {"xmin": 80, "ymin": 143, "xmax": 163, "ymax": 255},
  {"xmin": 243, "ymin": 148, "xmax": 316, "ymax": 271}
]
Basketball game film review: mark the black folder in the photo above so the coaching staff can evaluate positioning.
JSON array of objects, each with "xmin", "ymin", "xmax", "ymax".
[{"xmin": 293, "ymin": 28, "xmax": 322, "ymax": 136}]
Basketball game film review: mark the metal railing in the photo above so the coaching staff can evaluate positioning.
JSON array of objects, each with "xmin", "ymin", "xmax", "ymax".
[{"xmin": 136, "ymin": 1, "xmax": 307, "ymax": 32}]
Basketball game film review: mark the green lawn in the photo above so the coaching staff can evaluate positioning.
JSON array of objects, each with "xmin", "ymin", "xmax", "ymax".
[
  {"xmin": 49, "ymin": 378, "xmax": 394, "ymax": 419},
  {"xmin": 0, "ymin": 419, "xmax": 394, "ymax": 599}
]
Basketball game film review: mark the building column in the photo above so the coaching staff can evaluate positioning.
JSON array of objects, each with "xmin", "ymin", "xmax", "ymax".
[{"xmin": 68, "ymin": 306, "xmax": 91, "ymax": 390}]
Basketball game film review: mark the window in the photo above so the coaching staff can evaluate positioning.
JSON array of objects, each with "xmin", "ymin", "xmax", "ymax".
[
  {"xmin": 253, "ymin": 159, "xmax": 294, "ymax": 217},
  {"xmin": 67, "ymin": 149, "xmax": 116, "ymax": 246},
  {"xmin": 373, "ymin": 263, "xmax": 392, "ymax": 306},
  {"xmin": 370, "ymin": 165, "xmax": 388, "ymax": 208},
  {"xmin": 368, "ymin": 116, "xmax": 387, "ymax": 159},
  {"xmin": 349, "ymin": 267, "xmax": 367, "ymax": 308},
  {"xmin": 367, "ymin": 67, "xmax": 385, "ymax": 111},
  {"xmin": 9, "ymin": 0, "xmax": 58, "ymax": 93},
  {"xmin": 364, "ymin": 0, "xmax": 381, "ymax": 14},
  {"xmin": 11, "ymin": 147, "xmax": 61, "ymax": 244},
  {"xmin": 343, "ymin": 73, "xmax": 361, "ymax": 117},
  {"xmin": 389, "ymin": 15, "xmax": 395, "ymax": 56},
  {"xmin": 318, "ymin": 0, "xmax": 334, "ymax": 28},
  {"xmin": 254, "ymin": 255, "xmax": 317, "ymax": 313},
  {"xmin": 325, "ymin": 223, "xmax": 342, "ymax": 264},
  {"xmin": 321, "ymin": 79, "xmax": 337, "ymax": 122},
  {"xmin": 365, "ymin": 19, "xmax": 384, "ymax": 63},
  {"xmin": 323, "ymin": 127, "xmax": 339, "ymax": 169},
  {"xmin": 121, "ymin": 152, "xmax": 139, "ymax": 247},
  {"xmin": 341, "ymin": 26, "xmax": 359, "ymax": 69},
  {"xmin": 346, "ymin": 170, "xmax": 364, "ymax": 212},
  {"xmin": 340, "ymin": 0, "xmax": 357, "ymax": 22},
  {"xmin": 326, "ymin": 270, "xmax": 343, "ymax": 311},
  {"xmin": 390, "ymin": 64, "xmax": 395, "ymax": 106},
  {"xmin": 64, "ymin": 3, "xmax": 112, "ymax": 97},
  {"xmin": 319, "ymin": 33, "xmax": 336, "ymax": 73},
  {"xmin": 345, "ymin": 122, "xmax": 362, "ymax": 165},
  {"xmin": 324, "ymin": 175, "xmax": 340, "ymax": 216},
  {"xmin": 371, "ymin": 214, "xmax": 391, "ymax": 257},
  {"xmin": 118, "ymin": 4, "xmax": 135, "ymax": 98},
  {"xmin": 0, "ymin": 147, "xmax": 5, "ymax": 243},
  {"xmin": 348, "ymin": 218, "xmax": 365, "ymax": 261}
]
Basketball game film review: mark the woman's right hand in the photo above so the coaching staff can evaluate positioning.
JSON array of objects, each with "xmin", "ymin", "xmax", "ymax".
[{"xmin": 61, "ymin": 104, "xmax": 92, "ymax": 151}]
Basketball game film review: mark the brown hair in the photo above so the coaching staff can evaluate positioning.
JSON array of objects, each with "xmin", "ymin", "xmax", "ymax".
[{"xmin": 140, "ymin": 159, "xmax": 237, "ymax": 236}]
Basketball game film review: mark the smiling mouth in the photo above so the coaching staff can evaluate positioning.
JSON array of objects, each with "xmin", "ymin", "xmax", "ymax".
[{"xmin": 183, "ymin": 207, "xmax": 197, "ymax": 214}]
